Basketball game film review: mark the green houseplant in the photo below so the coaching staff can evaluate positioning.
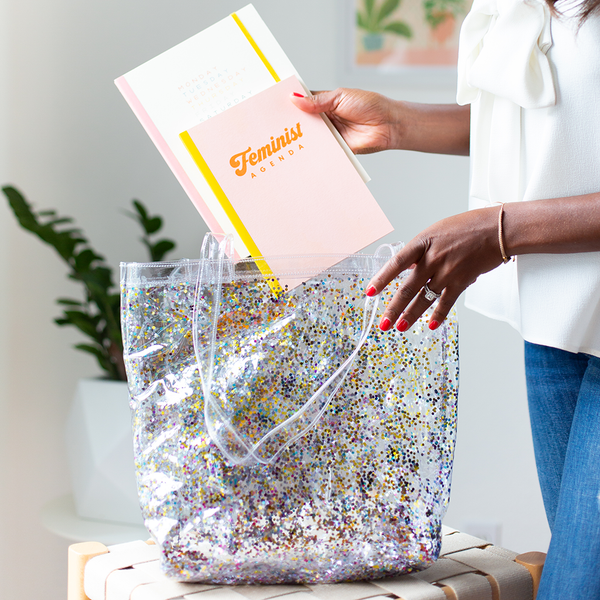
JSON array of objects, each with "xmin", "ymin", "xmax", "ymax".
[
  {"xmin": 2, "ymin": 185, "xmax": 176, "ymax": 381},
  {"xmin": 357, "ymin": 0, "xmax": 412, "ymax": 51}
]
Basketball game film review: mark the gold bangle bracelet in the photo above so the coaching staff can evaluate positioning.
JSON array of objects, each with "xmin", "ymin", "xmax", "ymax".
[{"xmin": 498, "ymin": 203, "xmax": 512, "ymax": 264}]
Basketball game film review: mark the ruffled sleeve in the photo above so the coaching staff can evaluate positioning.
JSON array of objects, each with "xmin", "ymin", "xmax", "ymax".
[{"xmin": 457, "ymin": 0, "xmax": 555, "ymax": 109}]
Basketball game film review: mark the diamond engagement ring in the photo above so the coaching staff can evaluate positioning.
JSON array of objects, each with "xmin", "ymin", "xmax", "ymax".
[{"xmin": 423, "ymin": 283, "xmax": 442, "ymax": 301}]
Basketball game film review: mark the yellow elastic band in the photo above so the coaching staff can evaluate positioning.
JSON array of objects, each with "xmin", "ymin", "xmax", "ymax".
[
  {"xmin": 179, "ymin": 131, "xmax": 283, "ymax": 296},
  {"xmin": 231, "ymin": 12, "xmax": 280, "ymax": 83}
]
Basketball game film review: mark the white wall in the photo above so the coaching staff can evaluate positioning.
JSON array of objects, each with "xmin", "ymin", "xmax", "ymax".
[
  {"xmin": 0, "ymin": 0, "xmax": 12, "ymax": 590},
  {"xmin": 1, "ymin": 1, "xmax": 548, "ymax": 598}
]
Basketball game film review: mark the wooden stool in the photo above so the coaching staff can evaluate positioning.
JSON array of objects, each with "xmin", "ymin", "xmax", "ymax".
[{"xmin": 68, "ymin": 526, "xmax": 546, "ymax": 600}]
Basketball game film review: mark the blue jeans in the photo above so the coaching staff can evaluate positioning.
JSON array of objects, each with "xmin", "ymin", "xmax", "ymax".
[{"xmin": 525, "ymin": 341, "xmax": 600, "ymax": 599}]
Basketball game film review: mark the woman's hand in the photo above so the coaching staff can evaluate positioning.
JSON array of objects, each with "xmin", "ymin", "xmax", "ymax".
[
  {"xmin": 368, "ymin": 192, "xmax": 600, "ymax": 331},
  {"xmin": 291, "ymin": 89, "xmax": 471, "ymax": 156},
  {"xmin": 290, "ymin": 88, "xmax": 404, "ymax": 154},
  {"xmin": 366, "ymin": 208, "xmax": 503, "ymax": 331}
]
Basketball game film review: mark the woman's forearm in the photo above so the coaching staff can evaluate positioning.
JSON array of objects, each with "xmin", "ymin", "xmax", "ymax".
[
  {"xmin": 390, "ymin": 102, "xmax": 471, "ymax": 156},
  {"xmin": 503, "ymin": 193, "xmax": 600, "ymax": 256},
  {"xmin": 291, "ymin": 89, "xmax": 470, "ymax": 157}
]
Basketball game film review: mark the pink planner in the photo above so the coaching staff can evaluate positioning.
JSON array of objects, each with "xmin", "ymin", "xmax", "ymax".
[{"xmin": 180, "ymin": 75, "xmax": 392, "ymax": 259}]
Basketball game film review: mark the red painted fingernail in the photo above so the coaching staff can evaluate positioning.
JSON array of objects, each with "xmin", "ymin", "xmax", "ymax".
[
  {"xmin": 366, "ymin": 285, "xmax": 377, "ymax": 297},
  {"xmin": 429, "ymin": 320, "xmax": 440, "ymax": 330},
  {"xmin": 397, "ymin": 319, "xmax": 409, "ymax": 332},
  {"xmin": 292, "ymin": 92, "xmax": 305, "ymax": 98},
  {"xmin": 379, "ymin": 317, "xmax": 392, "ymax": 331}
]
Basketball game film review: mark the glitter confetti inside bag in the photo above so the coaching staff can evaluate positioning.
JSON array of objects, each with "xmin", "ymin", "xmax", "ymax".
[{"xmin": 120, "ymin": 233, "xmax": 459, "ymax": 584}]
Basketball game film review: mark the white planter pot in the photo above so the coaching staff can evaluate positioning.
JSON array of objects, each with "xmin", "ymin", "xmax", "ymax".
[{"xmin": 65, "ymin": 378, "xmax": 144, "ymax": 526}]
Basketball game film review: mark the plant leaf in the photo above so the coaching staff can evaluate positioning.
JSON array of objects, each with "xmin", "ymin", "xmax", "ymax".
[
  {"xmin": 378, "ymin": 0, "xmax": 401, "ymax": 24},
  {"xmin": 107, "ymin": 293, "xmax": 121, "ymax": 310},
  {"xmin": 129, "ymin": 199, "xmax": 162, "ymax": 235},
  {"xmin": 132, "ymin": 199, "xmax": 148, "ymax": 220},
  {"xmin": 383, "ymin": 21, "xmax": 412, "ymax": 37},
  {"xmin": 74, "ymin": 343, "xmax": 115, "ymax": 376},
  {"xmin": 3, "ymin": 186, "xmax": 41, "ymax": 231},
  {"xmin": 145, "ymin": 216, "xmax": 162, "ymax": 235},
  {"xmin": 75, "ymin": 248, "xmax": 103, "ymax": 271},
  {"xmin": 60, "ymin": 310, "xmax": 101, "ymax": 339},
  {"xmin": 47, "ymin": 217, "xmax": 73, "ymax": 226},
  {"xmin": 76, "ymin": 265, "xmax": 114, "ymax": 290},
  {"xmin": 57, "ymin": 298, "xmax": 83, "ymax": 306},
  {"xmin": 357, "ymin": 11, "xmax": 369, "ymax": 30},
  {"xmin": 151, "ymin": 239, "xmax": 176, "ymax": 262},
  {"xmin": 365, "ymin": 0, "xmax": 375, "ymax": 18},
  {"xmin": 128, "ymin": 198, "xmax": 177, "ymax": 262},
  {"xmin": 74, "ymin": 343, "xmax": 105, "ymax": 358}
]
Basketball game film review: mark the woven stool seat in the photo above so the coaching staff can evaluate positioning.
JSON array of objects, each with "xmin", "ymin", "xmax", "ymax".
[{"xmin": 68, "ymin": 526, "xmax": 545, "ymax": 600}]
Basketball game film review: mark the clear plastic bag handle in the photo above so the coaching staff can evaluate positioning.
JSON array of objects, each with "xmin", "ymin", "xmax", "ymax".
[{"xmin": 192, "ymin": 233, "xmax": 395, "ymax": 465}]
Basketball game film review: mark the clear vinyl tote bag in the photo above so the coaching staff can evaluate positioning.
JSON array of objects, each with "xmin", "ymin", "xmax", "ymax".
[{"xmin": 120, "ymin": 233, "xmax": 459, "ymax": 584}]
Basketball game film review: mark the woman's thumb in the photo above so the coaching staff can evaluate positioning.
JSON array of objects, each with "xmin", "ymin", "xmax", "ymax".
[{"xmin": 290, "ymin": 89, "xmax": 338, "ymax": 114}]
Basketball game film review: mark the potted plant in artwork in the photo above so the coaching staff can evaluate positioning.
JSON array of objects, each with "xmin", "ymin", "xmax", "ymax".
[
  {"xmin": 423, "ymin": 0, "xmax": 468, "ymax": 45},
  {"xmin": 2, "ymin": 185, "xmax": 176, "ymax": 525},
  {"xmin": 357, "ymin": 0, "xmax": 412, "ymax": 52}
]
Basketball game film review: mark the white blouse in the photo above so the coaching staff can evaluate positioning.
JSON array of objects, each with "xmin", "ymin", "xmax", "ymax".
[{"xmin": 456, "ymin": 0, "xmax": 600, "ymax": 357}]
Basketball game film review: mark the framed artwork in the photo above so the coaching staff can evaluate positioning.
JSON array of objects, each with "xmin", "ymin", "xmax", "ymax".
[{"xmin": 340, "ymin": 0, "xmax": 473, "ymax": 86}]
